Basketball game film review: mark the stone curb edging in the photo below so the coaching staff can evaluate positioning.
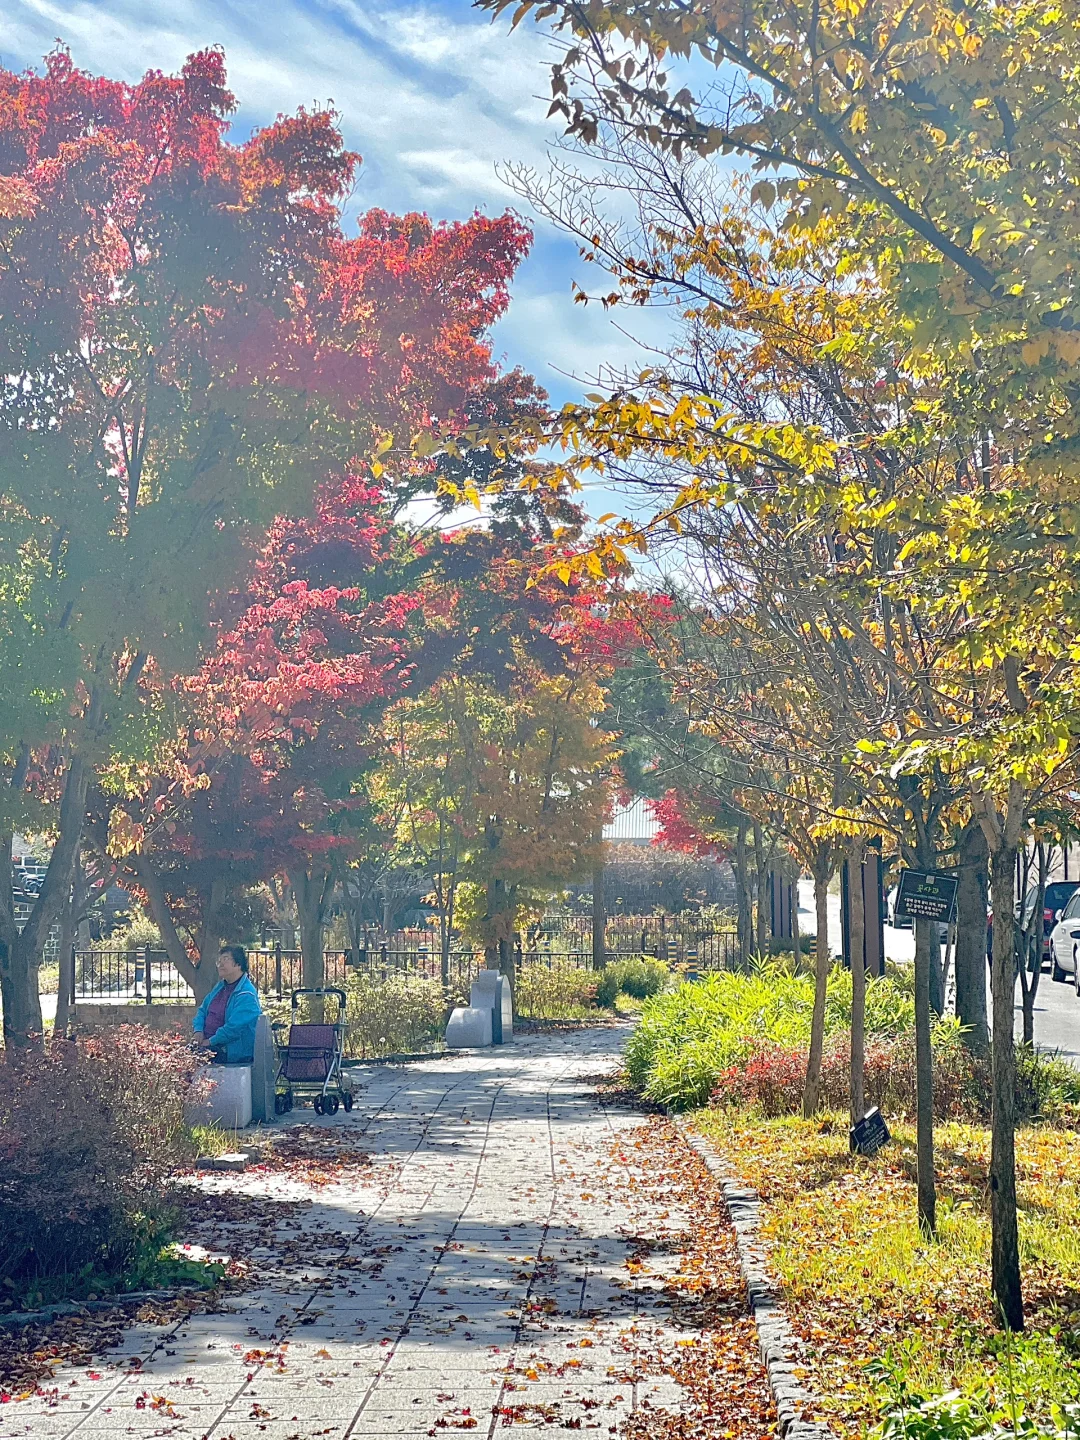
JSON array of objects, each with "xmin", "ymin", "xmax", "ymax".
[
  {"xmin": 342, "ymin": 1050, "xmax": 449, "ymax": 1068},
  {"xmin": 668, "ymin": 1113, "xmax": 830, "ymax": 1440}
]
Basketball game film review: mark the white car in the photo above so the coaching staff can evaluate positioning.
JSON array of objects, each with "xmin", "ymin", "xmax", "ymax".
[{"xmin": 1047, "ymin": 888, "xmax": 1080, "ymax": 983}]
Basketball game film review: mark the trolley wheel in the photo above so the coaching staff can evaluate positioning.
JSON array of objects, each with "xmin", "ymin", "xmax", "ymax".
[
  {"xmin": 274, "ymin": 1092, "xmax": 288, "ymax": 1116},
  {"xmin": 284, "ymin": 1088, "xmax": 294, "ymax": 1113},
  {"xmin": 342, "ymin": 1092, "xmax": 354, "ymax": 1113},
  {"xmin": 313, "ymin": 1095, "xmax": 325, "ymax": 1116},
  {"xmin": 324, "ymin": 1094, "xmax": 340, "ymax": 1116}
]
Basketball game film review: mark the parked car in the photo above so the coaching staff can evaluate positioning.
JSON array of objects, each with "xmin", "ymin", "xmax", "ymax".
[
  {"xmin": 1046, "ymin": 883, "xmax": 1080, "ymax": 981},
  {"xmin": 886, "ymin": 886, "xmax": 912, "ymax": 931}
]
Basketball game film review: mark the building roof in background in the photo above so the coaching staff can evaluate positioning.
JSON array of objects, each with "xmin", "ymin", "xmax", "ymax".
[{"xmin": 603, "ymin": 795, "xmax": 659, "ymax": 845}]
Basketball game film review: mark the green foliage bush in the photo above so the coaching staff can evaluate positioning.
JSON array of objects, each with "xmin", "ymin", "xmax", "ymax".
[
  {"xmin": 266, "ymin": 973, "xmax": 447, "ymax": 1059},
  {"xmin": 627, "ymin": 962, "xmax": 1080, "ymax": 1120},
  {"xmin": 868, "ymin": 1339, "xmax": 1080, "ymax": 1440},
  {"xmin": 342, "ymin": 972, "xmax": 447, "ymax": 1057},
  {"xmin": 0, "ymin": 1028, "xmax": 203, "ymax": 1308},
  {"xmin": 625, "ymin": 961, "xmax": 916, "ymax": 1109},
  {"xmin": 594, "ymin": 957, "xmax": 669, "ymax": 1008},
  {"xmin": 90, "ymin": 912, "xmax": 162, "ymax": 951},
  {"xmin": 1014, "ymin": 1042, "xmax": 1080, "ymax": 1120},
  {"xmin": 515, "ymin": 964, "xmax": 598, "ymax": 1019}
]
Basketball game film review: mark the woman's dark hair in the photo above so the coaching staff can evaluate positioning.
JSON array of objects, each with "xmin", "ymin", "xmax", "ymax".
[{"xmin": 220, "ymin": 945, "xmax": 249, "ymax": 973}]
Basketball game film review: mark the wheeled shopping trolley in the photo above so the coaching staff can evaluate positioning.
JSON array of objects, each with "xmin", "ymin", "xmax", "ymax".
[{"xmin": 272, "ymin": 987, "xmax": 352, "ymax": 1116}]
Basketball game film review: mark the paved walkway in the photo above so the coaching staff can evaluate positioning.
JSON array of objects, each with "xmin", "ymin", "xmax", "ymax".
[{"xmin": 2, "ymin": 1028, "xmax": 774, "ymax": 1440}]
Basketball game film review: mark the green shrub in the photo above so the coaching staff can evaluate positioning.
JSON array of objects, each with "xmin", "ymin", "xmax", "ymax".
[
  {"xmin": 1015, "ymin": 1042, "xmax": 1080, "ymax": 1120},
  {"xmin": 515, "ymin": 964, "xmax": 597, "ymax": 1019},
  {"xmin": 0, "ymin": 1029, "xmax": 204, "ymax": 1308},
  {"xmin": 91, "ymin": 913, "xmax": 162, "ymax": 951},
  {"xmin": 266, "ymin": 973, "xmax": 447, "ymax": 1058},
  {"xmin": 594, "ymin": 956, "xmax": 669, "ymax": 1008},
  {"xmin": 868, "ymin": 1337, "xmax": 1080, "ymax": 1440},
  {"xmin": 625, "ymin": 961, "xmax": 915, "ymax": 1110},
  {"xmin": 341, "ymin": 972, "xmax": 446, "ymax": 1057}
]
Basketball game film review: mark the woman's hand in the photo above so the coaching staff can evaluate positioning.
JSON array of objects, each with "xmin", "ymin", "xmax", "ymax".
[{"xmin": 193, "ymin": 1031, "xmax": 211, "ymax": 1051}]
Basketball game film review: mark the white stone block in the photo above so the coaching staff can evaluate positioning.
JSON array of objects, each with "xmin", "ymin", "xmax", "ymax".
[
  {"xmin": 445, "ymin": 1005, "xmax": 493, "ymax": 1048},
  {"xmin": 469, "ymin": 969, "xmax": 500, "ymax": 1010},
  {"xmin": 250, "ymin": 1015, "xmax": 276, "ymax": 1124},
  {"xmin": 499, "ymin": 974, "xmax": 514, "ymax": 1042},
  {"xmin": 190, "ymin": 1063, "xmax": 253, "ymax": 1129},
  {"xmin": 469, "ymin": 969, "xmax": 514, "ymax": 1044}
]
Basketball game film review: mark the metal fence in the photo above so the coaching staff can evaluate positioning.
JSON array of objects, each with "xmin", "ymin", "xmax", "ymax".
[
  {"xmin": 74, "ymin": 947, "xmax": 195, "ymax": 1002},
  {"xmin": 71, "ymin": 945, "xmax": 489, "ymax": 1004},
  {"xmin": 245, "ymin": 946, "xmax": 486, "ymax": 999},
  {"xmin": 71, "ymin": 923, "xmax": 740, "ymax": 1005}
]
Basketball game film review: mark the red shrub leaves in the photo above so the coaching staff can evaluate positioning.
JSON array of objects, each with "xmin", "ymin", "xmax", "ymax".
[
  {"xmin": 0, "ymin": 1030, "xmax": 202, "ymax": 1302},
  {"xmin": 710, "ymin": 1034, "xmax": 985, "ymax": 1122}
]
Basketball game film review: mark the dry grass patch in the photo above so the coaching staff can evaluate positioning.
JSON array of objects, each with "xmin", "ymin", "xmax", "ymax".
[{"xmin": 693, "ymin": 1109, "xmax": 1080, "ymax": 1436}]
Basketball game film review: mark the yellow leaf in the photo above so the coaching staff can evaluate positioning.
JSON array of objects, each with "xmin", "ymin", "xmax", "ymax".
[{"xmin": 1055, "ymin": 332, "xmax": 1080, "ymax": 365}]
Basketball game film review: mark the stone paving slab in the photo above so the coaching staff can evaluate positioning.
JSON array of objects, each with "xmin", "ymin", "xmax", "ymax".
[{"xmin": 3, "ymin": 1028, "xmax": 776, "ymax": 1440}]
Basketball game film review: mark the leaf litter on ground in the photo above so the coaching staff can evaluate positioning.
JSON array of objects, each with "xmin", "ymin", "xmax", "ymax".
[{"xmin": 0, "ymin": 1117, "xmax": 390, "ymax": 1401}]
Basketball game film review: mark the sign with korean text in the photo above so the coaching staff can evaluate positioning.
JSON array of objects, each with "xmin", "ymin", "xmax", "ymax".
[
  {"xmin": 850, "ymin": 1106, "xmax": 891, "ymax": 1156},
  {"xmin": 894, "ymin": 868, "xmax": 958, "ymax": 924}
]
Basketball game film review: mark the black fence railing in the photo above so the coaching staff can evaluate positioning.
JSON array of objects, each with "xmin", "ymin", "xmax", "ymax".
[
  {"xmin": 71, "ymin": 926, "xmax": 740, "ymax": 1006},
  {"xmin": 245, "ymin": 946, "xmax": 487, "ymax": 999},
  {"xmin": 74, "ymin": 947, "xmax": 195, "ymax": 1002}
]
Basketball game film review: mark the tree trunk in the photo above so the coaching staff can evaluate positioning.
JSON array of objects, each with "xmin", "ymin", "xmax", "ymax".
[
  {"xmin": 53, "ymin": 877, "xmax": 78, "ymax": 1039},
  {"xmin": 440, "ymin": 876, "xmax": 458, "ymax": 991},
  {"xmin": 591, "ymin": 834, "xmax": 606, "ymax": 970},
  {"xmin": 849, "ymin": 837, "xmax": 867, "ymax": 1129},
  {"xmin": 955, "ymin": 821, "xmax": 990, "ymax": 1054},
  {"xmin": 54, "ymin": 941, "xmax": 75, "ymax": 1039},
  {"xmin": 753, "ymin": 822, "xmax": 768, "ymax": 957},
  {"xmin": 483, "ymin": 850, "xmax": 515, "ymax": 991},
  {"xmin": 1, "ymin": 747, "xmax": 97, "ymax": 1047},
  {"xmin": 735, "ymin": 820, "xmax": 752, "ymax": 969},
  {"xmin": 293, "ymin": 869, "xmax": 328, "ymax": 992},
  {"xmin": 913, "ymin": 914, "xmax": 937, "ymax": 1236},
  {"xmin": 1019, "ymin": 968, "xmax": 1037, "ymax": 1047},
  {"xmin": 1, "ymin": 929, "xmax": 44, "ymax": 1048},
  {"xmin": 803, "ymin": 849, "xmax": 832, "ymax": 1117},
  {"xmin": 989, "ymin": 836, "xmax": 1025, "ymax": 1329},
  {"xmin": 132, "ymin": 854, "xmax": 215, "ymax": 999}
]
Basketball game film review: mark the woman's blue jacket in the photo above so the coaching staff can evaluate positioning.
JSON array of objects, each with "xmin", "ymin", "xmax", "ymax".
[{"xmin": 193, "ymin": 974, "xmax": 262, "ymax": 1064}]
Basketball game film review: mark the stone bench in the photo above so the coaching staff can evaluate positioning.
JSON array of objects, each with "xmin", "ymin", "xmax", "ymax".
[
  {"xmin": 444, "ymin": 970, "xmax": 513, "ymax": 1048},
  {"xmin": 187, "ymin": 1015, "xmax": 277, "ymax": 1129}
]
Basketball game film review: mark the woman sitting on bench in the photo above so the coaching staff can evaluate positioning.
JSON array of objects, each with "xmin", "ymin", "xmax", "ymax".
[{"xmin": 193, "ymin": 946, "xmax": 263, "ymax": 1065}]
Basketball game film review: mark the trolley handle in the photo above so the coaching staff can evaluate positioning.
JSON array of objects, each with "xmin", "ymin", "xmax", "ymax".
[{"xmin": 289, "ymin": 986, "xmax": 348, "ymax": 1015}]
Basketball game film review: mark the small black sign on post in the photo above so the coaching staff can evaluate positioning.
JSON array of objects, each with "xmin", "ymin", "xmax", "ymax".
[
  {"xmin": 893, "ymin": 868, "xmax": 958, "ymax": 924},
  {"xmin": 850, "ymin": 1106, "xmax": 891, "ymax": 1156}
]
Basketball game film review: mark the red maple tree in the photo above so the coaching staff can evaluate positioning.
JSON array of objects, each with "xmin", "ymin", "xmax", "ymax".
[
  {"xmin": 108, "ymin": 193, "xmax": 541, "ymax": 997},
  {"xmin": 0, "ymin": 46, "xmax": 366, "ymax": 1040}
]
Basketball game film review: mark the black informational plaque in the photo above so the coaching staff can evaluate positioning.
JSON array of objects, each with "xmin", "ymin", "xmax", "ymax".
[
  {"xmin": 894, "ymin": 868, "xmax": 958, "ymax": 924},
  {"xmin": 850, "ymin": 1106, "xmax": 891, "ymax": 1156}
]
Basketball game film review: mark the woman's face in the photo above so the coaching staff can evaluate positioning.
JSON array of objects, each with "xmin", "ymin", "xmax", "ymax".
[{"xmin": 217, "ymin": 951, "xmax": 243, "ymax": 984}]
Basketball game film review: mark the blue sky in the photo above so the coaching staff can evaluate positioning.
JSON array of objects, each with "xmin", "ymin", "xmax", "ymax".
[{"xmin": 1, "ymin": 0, "xmax": 676, "ymax": 432}]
